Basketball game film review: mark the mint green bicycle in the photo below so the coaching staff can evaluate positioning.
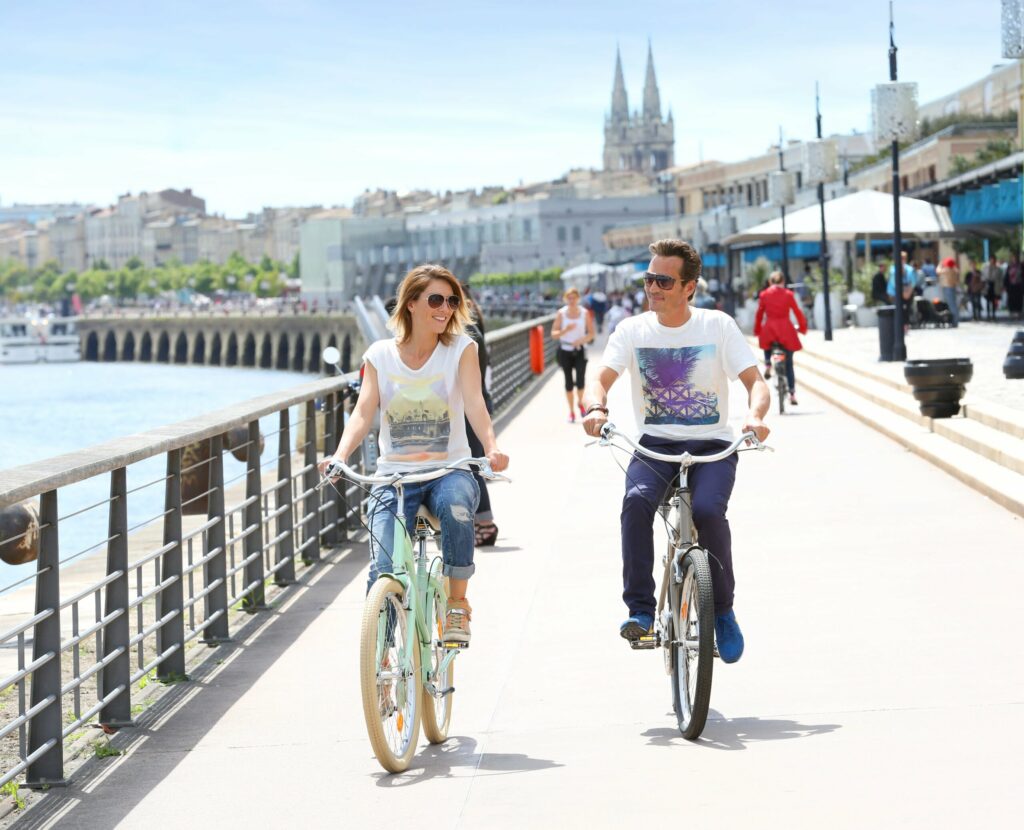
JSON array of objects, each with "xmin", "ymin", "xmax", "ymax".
[{"xmin": 321, "ymin": 457, "xmax": 506, "ymax": 773}]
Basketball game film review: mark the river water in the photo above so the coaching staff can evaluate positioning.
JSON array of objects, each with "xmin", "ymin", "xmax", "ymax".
[{"xmin": 0, "ymin": 362, "xmax": 319, "ymax": 592}]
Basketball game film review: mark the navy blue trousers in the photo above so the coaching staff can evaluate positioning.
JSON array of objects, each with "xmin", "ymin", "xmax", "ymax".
[{"xmin": 620, "ymin": 435, "xmax": 739, "ymax": 617}]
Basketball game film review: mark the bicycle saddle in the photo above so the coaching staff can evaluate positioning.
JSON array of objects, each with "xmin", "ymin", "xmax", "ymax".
[{"xmin": 415, "ymin": 504, "xmax": 441, "ymax": 533}]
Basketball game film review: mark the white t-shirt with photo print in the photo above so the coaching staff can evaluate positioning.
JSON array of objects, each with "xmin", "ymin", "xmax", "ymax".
[{"xmin": 599, "ymin": 309, "xmax": 756, "ymax": 442}]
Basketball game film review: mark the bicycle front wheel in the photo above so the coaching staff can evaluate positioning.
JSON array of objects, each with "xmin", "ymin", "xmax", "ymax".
[
  {"xmin": 669, "ymin": 547, "xmax": 715, "ymax": 739},
  {"xmin": 421, "ymin": 585, "xmax": 454, "ymax": 744},
  {"xmin": 360, "ymin": 577, "xmax": 421, "ymax": 773}
]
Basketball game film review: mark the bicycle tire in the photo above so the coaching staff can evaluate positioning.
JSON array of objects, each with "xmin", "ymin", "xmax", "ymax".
[
  {"xmin": 669, "ymin": 547, "xmax": 715, "ymax": 739},
  {"xmin": 421, "ymin": 585, "xmax": 454, "ymax": 744},
  {"xmin": 776, "ymin": 369, "xmax": 787, "ymax": 415},
  {"xmin": 360, "ymin": 577, "xmax": 421, "ymax": 773}
]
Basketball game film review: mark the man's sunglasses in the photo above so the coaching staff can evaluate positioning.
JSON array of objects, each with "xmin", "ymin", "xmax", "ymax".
[{"xmin": 643, "ymin": 272, "xmax": 680, "ymax": 290}]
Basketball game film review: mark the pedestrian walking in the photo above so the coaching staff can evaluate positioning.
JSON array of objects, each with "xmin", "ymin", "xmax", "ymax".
[
  {"xmin": 551, "ymin": 286, "xmax": 595, "ymax": 422},
  {"xmin": 982, "ymin": 255, "xmax": 1002, "ymax": 321},
  {"xmin": 871, "ymin": 261, "xmax": 888, "ymax": 305},
  {"xmin": 965, "ymin": 262, "xmax": 983, "ymax": 321},
  {"xmin": 1005, "ymin": 252, "xmax": 1023, "ymax": 319},
  {"xmin": 936, "ymin": 257, "xmax": 960, "ymax": 327}
]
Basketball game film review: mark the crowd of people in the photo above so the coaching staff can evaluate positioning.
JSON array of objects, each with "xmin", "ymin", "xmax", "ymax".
[{"xmin": 870, "ymin": 252, "xmax": 1024, "ymax": 327}]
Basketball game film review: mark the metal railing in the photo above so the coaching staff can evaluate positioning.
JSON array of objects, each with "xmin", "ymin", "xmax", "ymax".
[{"xmin": 0, "ymin": 313, "xmax": 555, "ymax": 790}]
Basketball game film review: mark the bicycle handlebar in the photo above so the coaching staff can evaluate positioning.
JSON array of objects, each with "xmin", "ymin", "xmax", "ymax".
[
  {"xmin": 597, "ymin": 423, "xmax": 771, "ymax": 465},
  {"xmin": 318, "ymin": 456, "xmax": 509, "ymax": 489}
]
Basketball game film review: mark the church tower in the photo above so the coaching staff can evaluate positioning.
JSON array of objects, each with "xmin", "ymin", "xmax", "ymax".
[{"xmin": 603, "ymin": 43, "xmax": 674, "ymax": 175}]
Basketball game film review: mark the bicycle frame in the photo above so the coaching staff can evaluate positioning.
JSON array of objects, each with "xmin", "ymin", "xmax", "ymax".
[
  {"xmin": 655, "ymin": 475, "xmax": 697, "ymax": 627},
  {"xmin": 375, "ymin": 482, "xmax": 459, "ymax": 694}
]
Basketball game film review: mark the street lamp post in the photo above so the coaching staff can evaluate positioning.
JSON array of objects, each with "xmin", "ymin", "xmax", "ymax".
[
  {"xmin": 873, "ymin": 2, "xmax": 919, "ymax": 361},
  {"xmin": 1001, "ymin": 0, "xmax": 1024, "ymax": 263},
  {"xmin": 658, "ymin": 172, "xmax": 674, "ymax": 219},
  {"xmin": 804, "ymin": 83, "xmax": 838, "ymax": 341},
  {"xmin": 768, "ymin": 129, "xmax": 796, "ymax": 285}
]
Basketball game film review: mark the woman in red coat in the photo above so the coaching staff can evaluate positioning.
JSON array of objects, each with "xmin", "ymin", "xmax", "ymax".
[{"xmin": 754, "ymin": 271, "xmax": 807, "ymax": 405}]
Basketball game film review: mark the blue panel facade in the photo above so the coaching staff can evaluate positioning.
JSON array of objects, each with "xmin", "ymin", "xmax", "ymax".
[{"xmin": 950, "ymin": 178, "xmax": 1022, "ymax": 226}]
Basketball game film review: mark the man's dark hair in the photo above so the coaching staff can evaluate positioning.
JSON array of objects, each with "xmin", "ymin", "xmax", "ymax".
[{"xmin": 648, "ymin": 239, "xmax": 702, "ymax": 282}]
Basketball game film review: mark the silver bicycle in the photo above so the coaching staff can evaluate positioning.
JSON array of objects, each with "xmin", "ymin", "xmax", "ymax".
[{"xmin": 596, "ymin": 424, "xmax": 770, "ymax": 739}]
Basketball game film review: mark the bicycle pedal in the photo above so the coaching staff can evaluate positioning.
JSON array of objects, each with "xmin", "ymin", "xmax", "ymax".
[
  {"xmin": 629, "ymin": 633, "xmax": 660, "ymax": 650},
  {"xmin": 442, "ymin": 641, "xmax": 469, "ymax": 650}
]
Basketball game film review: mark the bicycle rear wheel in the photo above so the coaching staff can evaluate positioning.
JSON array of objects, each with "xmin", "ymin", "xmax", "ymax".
[
  {"xmin": 669, "ymin": 547, "xmax": 715, "ymax": 739},
  {"xmin": 776, "ymin": 369, "xmax": 787, "ymax": 415},
  {"xmin": 421, "ymin": 585, "xmax": 454, "ymax": 743},
  {"xmin": 360, "ymin": 577, "xmax": 421, "ymax": 773}
]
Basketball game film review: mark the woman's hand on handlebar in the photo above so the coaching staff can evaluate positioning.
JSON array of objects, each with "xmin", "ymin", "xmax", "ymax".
[
  {"xmin": 486, "ymin": 448, "xmax": 509, "ymax": 473},
  {"xmin": 742, "ymin": 416, "xmax": 770, "ymax": 445},
  {"xmin": 317, "ymin": 455, "xmax": 344, "ymax": 480}
]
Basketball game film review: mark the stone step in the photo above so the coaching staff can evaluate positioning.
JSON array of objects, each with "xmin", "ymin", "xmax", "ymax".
[
  {"xmin": 793, "ymin": 368, "xmax": 1024, "ymax": 518},
  {"xmin": 794, "ymin": 349, "xmax": 929, "ymax": 428},
  {"xmin": 932, "ymin": 416, "xmax": 1024, "ymax": 477},
  {"xmin": 801, "ymin": 341, "xmax": 1021, "ymax": 439}
]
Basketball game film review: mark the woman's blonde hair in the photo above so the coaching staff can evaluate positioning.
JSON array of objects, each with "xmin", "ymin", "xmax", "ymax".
[
  {"xmin": 768, "ymin": 271, "xmax": 785, "ymax": 286},
  {"xmin": 389, "ymin": 264, "xmax": 471, "ymax": 346},
  {"xmin": 563, "ymin": 286, "xmax": 580, "ymax": 301}
]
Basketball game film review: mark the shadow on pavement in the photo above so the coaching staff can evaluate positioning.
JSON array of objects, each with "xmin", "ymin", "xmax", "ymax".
[
  {"xmin": 374, "ymin": 735, "xmax": 561, "ymax": 787},
  {"xmin": 12, "ymin": 545, "xmax": 367, "ymax": 830},
  {"xmin": 643, "ymin": 710, "xmax": 841, "ymax": 751}
]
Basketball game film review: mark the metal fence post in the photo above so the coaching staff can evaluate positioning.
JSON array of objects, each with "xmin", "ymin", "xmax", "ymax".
[
  {"xmin": 157, "ymin": 449, "xmax": 186, "ymax": 680},
  {"xmin": 274, "ymin": 409, "xmax": 296, "ymax": 584},
  {"xmin": 202, "ymin": 435, "xmax": 230, "ymax": 642},
  {"xmin": 100, "ymin": 468, "xmax": 132, "ymax": 727},
  {"xmin": 26, "ymin": 489, "xmax": 65, "ymax": 788},
  {"xmin": 302, "ymin": 400, "xmax": 320, "ymax": 564},
  {"xmin": 243, "ymin": 419, "xmax": 268, "ymax": 611},
  {"xmin": 321, "ymin": 392, "xmax": 339, "ymax": 546},
  {"xmin": 332, "ymin": 392, "xmax": 349, "ymax": 536}
]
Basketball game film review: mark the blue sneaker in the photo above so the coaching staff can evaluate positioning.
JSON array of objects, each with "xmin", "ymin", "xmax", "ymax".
[
  {"xmin": 714, "ymin": 610, "xmax": 744, "ymax": 663},
  {"xmin": 619, "ymin": 612, "xmax": 654, "ymax": 642}
]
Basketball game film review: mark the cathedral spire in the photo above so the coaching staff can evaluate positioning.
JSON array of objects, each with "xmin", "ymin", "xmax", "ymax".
[
  {"xmin": 642, "ymin": 39, "xmax": 662, "ymax": 120},
  {"xmin": 611, "ymin": 45, "xmax": 629, "ymax": 121}
]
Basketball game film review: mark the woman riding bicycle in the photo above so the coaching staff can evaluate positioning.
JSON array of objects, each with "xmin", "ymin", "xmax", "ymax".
[
  {"xmin": 319, "ymin": 264, "xmax": 509, "ymax": 645},
  {"xmin": 754, "ymin": 270, "xmax": 807, "ymax": 406}
]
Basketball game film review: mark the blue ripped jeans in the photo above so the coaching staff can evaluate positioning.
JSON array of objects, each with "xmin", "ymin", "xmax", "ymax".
[{"xmin": 366, "ymin": 469, "xmax": 480, "ymax": 592}]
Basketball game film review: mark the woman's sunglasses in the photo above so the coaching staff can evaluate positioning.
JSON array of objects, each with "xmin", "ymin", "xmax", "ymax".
[{"xmin": 426, "ymin": 293, "xmax": 461, "ymax": 310}]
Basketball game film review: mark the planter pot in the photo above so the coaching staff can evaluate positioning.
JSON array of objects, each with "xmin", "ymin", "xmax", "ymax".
[
  {"xmin": 855, "ymin": 306, "xmax": 879, "ymax": 328},
  {"xmin": 1013, "ymin": 330, "xmax": 1024, "ymax": 345},
  {"xmin": 904, "ymin": 358, "xmax": 972, "ymax": 419},
  {"xmin": 1005, "ymin": 354, "xmax": 1024, "ymax": 379}
]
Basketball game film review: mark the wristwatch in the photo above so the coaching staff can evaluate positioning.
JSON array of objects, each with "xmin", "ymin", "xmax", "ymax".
[{"xmin": 584, "ymin": 404, "xmax": 609, "ymax": 416}]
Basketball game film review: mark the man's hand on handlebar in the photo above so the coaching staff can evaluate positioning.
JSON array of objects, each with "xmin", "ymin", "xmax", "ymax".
[
  {"xmin": 742, "ymin": 416, "xmax": 770, "ymax": 445},
  {"xmin": 582, "ymin": 409, "xmax": 608, "ymax": 438}
]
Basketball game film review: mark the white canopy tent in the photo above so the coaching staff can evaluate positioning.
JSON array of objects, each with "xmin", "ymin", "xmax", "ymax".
[{"xmin": 722, "ymin": 189, "xmax": 955, "ymax": 244}]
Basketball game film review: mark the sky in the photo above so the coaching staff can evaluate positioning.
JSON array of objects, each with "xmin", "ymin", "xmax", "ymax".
[{"xmin": 0, "ymin": 0, "xmax": 1010, "ymax": 217}]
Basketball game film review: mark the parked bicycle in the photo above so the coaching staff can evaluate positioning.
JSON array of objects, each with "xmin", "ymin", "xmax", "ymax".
[
  {"xmin": 594, "ymin": 424, "xmax": 770, "ymax": 739},
  {"xmin": 320, "ymin": 457, "xmax": 508, "ymax": 773}
]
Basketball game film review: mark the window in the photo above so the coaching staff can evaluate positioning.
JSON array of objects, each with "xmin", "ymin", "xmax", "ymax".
[
  {"xmin": 572, "ymin": 226, "xmax": 581, "ymax": 242},
  {"xmin": 557, "ymin": 226, "xmax": 567, "ymax": 243},
  {"xmin": 523, "ymin": 219, "xmax": 533, "ymax": 240}
]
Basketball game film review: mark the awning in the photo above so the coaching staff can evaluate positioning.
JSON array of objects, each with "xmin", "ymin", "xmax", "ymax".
[{"xmin": 722, "ymin": 189, "xmax": 955, "ymax": 244}]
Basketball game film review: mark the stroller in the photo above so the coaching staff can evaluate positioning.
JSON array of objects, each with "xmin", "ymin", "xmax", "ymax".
[{"xmin": 913, "ymin": 296, "xmax": 954, "ymax": 328}]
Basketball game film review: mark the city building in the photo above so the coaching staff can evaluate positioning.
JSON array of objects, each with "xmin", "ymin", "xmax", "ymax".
[{"xmin": 603, "ymin": 44, "xmax": 674, "ymax": 174}]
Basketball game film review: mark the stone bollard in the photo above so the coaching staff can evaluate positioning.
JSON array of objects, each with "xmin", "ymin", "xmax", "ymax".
[{"xmin": 1004, "ymin": 331, "xmax": 1024, "ymax": 379}]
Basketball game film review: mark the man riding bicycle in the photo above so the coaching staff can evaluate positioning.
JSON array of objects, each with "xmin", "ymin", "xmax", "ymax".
[{"xmin": 582, "ymin": 239, "xmax": 770, "ymax": 663}]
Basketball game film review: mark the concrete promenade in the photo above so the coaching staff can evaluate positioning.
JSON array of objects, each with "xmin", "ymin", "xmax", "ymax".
[{"xmin": 14, "ymin": 340, "xmax": 1024, "ymax": 829}]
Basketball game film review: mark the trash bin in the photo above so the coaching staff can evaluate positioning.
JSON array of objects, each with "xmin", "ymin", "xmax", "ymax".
[{"xmin": 876, "ymin": 305, "xmax": 896, "ymax": 362}]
